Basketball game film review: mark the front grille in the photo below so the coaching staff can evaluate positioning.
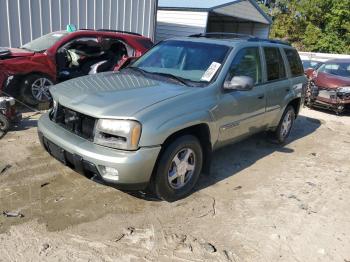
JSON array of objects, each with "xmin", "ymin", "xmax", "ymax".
[{"xmin": 50, "ymin": 104, "xmax": 96, "ymax": 141}]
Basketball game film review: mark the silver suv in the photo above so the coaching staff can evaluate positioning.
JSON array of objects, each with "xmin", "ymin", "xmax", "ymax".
[{"xmin": 38, "ymin": 33, "xmax": 306, "ymax": 201}]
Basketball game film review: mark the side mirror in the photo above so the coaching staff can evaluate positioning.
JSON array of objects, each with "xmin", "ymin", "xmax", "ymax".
[{"xmin": 223, "ymin": 76, "xmax": 254, "ymax": 91}]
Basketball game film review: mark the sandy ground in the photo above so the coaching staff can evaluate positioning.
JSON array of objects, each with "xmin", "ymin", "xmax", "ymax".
[{"xmin": 0, "ymin": 107, "xmax": 349, "ymax": 262}]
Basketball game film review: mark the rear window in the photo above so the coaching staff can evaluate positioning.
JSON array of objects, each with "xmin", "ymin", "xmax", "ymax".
[
  {"xmin": 264, "ymin": 47, "xmax": 286, "ymax": 81},
  {"xmin": 284, "ymin": 49, "xmax": 304, "ymax": 76}
]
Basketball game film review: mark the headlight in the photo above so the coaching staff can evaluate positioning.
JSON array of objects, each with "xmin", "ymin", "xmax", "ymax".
[{"xmin": 94, "ymin": 119, "xmax": 142, "ymax": 150}]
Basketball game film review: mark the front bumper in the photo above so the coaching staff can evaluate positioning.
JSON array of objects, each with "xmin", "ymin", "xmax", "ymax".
[
  {"xmin": 38, "ymin": 113, "xmax": 161, "ymax": 190},
  {"xmin": 306, "ymin": 82, "xmax": 350, "ymax": 112}
]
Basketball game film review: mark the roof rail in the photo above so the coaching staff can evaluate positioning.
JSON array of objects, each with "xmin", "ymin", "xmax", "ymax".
[
  {"xmin": 248, "ymin": 37, "xmax": 291, "ymax": 46},
  {"xmin": 189, "ymin": 32, "xmax": 254, "ymax": 39},
  {"xmin": 79, "ymin": 28, "xmax": 142, "ymax": 36},
  {"xmin": 189, "ymin": 32, "xmax": 291, "ymax": 46}
]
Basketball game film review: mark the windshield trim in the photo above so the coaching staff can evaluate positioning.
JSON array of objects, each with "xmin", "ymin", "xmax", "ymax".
[{"xmin": 129, "ymin": 39, "xmax": 232, "ymax": 86}]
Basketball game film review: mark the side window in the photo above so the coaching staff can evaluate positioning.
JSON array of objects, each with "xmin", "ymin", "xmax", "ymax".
[
  {"xmin": 263, "ymin": 47, "xmax": 286, "ymax": 81},
  {"xmin": 284, "ymin": 48, "xmax": 304, "ymax": 76},
  {"xmin": 225, "ymin": 47, "xmax": 262, "ymax": 84}
]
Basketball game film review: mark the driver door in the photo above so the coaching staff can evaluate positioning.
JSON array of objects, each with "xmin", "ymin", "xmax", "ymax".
[{"xmin": 217, "ymin": 46, "xmax": 267, "ymax": 145}]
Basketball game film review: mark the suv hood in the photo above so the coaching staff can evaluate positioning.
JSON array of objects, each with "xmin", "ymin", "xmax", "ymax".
[
  {"xmin": 50, "ymin": 72, "xmax": 192, "ymax": 118},
  {"xmin": 0, "ymin": 47, "xmax": 35, "ymax": 60},
  {"xmin": 314, "ymin": 72, "xmax": 350, "ymax": 89}
]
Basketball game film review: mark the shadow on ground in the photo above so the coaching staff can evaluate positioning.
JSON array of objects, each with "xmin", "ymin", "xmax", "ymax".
[
  {"xmin": 194, "ymin": 115, "xmax": 322, "ymax": 192},
  {"xmin": 11, "ymin": 114, "xmax": 39, "ymax": 131}
]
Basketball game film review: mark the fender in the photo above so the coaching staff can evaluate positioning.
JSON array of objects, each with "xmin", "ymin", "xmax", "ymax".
[
  {"xmin": 139, "ymin": 108, "xmax": 217, "ymax": 148},
  {"xmin": 270, "ymin": 88, "xmax": 302, "ymax": 128}
]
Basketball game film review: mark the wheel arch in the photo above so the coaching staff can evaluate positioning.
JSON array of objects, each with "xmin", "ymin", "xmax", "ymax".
[
  {"xmin": 288, "ymin": 97, "xmax": 302, "ymax": 118},
  {"xmin": 151, "ymin": 123, "xmax": 213, "ymax": 183},
  {"xmin": 4, "ymin": 71, "xmax": 55, "ymax": 98}
]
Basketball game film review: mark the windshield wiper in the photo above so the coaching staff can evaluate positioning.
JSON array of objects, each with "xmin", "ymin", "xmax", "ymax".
[
  {"xmin": 127, "ymin": 66, "xmax": 147, "ymax": 75},
  {"xmin": 126, "ymin": 67, "xmax": 191, "ymax": 86},
  {"xmin": 148, "ymin": 72, "xmax": 190, "ymax": 86}
]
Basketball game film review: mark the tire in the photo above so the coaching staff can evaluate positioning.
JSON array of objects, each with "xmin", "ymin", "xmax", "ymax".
[
  {"xmin": 20, "ymin": 74, "xmax": 54, "ymax": 106},
  {"xmin": 0, "ymin": 114, "xmax": 10, "ymax": 138},
  {"xmin": 274, "ymin": 105, "xmax": 295, "ymax": 144},
  {"xmin": 152, "ymin": 135, "xmax": 203, "ymax": 202}
]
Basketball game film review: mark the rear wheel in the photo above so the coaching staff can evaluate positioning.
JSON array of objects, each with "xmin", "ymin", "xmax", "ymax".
[
  {"xmin": 0, "ymin": 114, "xmax": 10, "ymax": 138},
  {"xmin": 20, "ymin": 74, "xmax": 53, "ymax": 106},
  {"xmin": 274, "ymin": 106, "xmax": 295, "ymax": 144},
  {"xmin": 152, "ymin": 135, "xmax": 203, "ymax": 202}
]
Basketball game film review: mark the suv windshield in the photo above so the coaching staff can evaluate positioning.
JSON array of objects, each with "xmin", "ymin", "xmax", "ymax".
[
  {"xmin": 21, "ymin": 32, "xmax": 69, "ymax": 52},
  {"xmin": 131, "ymin": 40, "xmax": 230, "ymax": 83},
  {"xmin": 318, "ymin": 61, "xmax": 350, "ymax": 78}
]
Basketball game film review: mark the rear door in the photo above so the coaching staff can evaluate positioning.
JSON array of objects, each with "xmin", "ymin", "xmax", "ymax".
[
  {"xmin": 261, "ymin": 46, "xmax": 291, "ymax": 124},
  {"xmin": 282, "ymin": 48, "xmax": 306, "ymax": 104},
  {"xmin": 217, "ymin": 46, "xmax": 267, "ymax": 144}
]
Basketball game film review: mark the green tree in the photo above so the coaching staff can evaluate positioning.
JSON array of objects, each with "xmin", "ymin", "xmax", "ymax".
[{"xmin": 259, "ymin": 0, "xmax": 350, "ymax": 54}]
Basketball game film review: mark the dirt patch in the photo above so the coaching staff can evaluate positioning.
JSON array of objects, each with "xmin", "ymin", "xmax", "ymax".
[{"xmin": 0, "ymin": 108, "xmax": 350, "ymax": 261}]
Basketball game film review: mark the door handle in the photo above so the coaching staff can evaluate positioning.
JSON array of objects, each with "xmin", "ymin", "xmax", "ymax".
[{"xmin": 257, "ymin": 94, "xmax": 265, "ymax": 99}]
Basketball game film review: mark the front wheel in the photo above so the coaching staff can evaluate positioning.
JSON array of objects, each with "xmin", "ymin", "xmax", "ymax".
[
  {"xmin": 152, "ymin": 135, "xmax": 203, "ymax": 202},
  {"xmin": 274, "ymin": 106, "xmax": 295, "ymax": 144},
  {"xmin": 20, "ymin": 74, "xmax": 54, "ymax": 106}
]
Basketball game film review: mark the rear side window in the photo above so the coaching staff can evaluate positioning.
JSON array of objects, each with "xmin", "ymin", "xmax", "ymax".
[
  {"xmin": 263, "ymin": 47, "xmax": 286, "ymax": 81},
  {"xmin": 284, "ymin": 49, "xmax": 304, "ymax": 76}
]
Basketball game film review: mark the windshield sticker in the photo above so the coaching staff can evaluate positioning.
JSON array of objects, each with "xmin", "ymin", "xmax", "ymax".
[{"xmin": 201, "ymin": 62, "xmax": 221, "ymax": 82}]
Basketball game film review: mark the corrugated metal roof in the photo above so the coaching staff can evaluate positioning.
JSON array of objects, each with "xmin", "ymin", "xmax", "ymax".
[{"xmin": 158, "ymin": 0, "xmax": 239, "ymax": 10}]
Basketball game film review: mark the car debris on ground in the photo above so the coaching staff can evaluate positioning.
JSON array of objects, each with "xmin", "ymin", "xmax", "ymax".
[{"xmin": 2, "ymin": 211, "xmax": 24, "ymax": 218}]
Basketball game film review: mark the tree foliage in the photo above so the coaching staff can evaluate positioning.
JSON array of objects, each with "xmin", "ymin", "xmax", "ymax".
[{"xmin": 258, "ymin": 0, "xmax": 350, "ymax": 54}]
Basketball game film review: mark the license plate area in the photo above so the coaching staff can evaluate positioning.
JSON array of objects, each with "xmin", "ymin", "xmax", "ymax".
[{"xmin": 47, "ymin": 141, "xmax": 66, "ymax": 164}]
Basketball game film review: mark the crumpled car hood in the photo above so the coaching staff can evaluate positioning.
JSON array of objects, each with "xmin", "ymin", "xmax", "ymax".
[
  {"xmin": 314, "ymin": 72, "xmax": 350, "ymax": 89},
  {"xmin": 50, "ymin": 72, "xmax": 192, "ymax": 118},
  {"xmin": 0, "ymin": 47, "xmax": 35, "ymax": 60}
]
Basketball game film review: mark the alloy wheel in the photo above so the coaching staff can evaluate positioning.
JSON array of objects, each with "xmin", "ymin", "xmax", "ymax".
[
  {"xmin": 167, "ymin": 148, "xmax": 196, "ymax": 189},
  {"xmin": 31, "ymin": 78, "xmax": 53, "ymax": 102},
  {"xmin": 280, "ymin": 110, "xmax": 293, "ymax": 138}
]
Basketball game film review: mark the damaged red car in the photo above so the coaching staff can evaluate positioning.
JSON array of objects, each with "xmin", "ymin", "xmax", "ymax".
[
  {"xmin": 305, "ymin": 59, "xmax": 350, "ymax": 114},
  {"xmin": 0, "ymin": 29, "xmax": 153, "ymax": 106}
]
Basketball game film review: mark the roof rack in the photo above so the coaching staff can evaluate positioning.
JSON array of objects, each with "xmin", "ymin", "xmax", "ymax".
[
  {"xmin": 248, "ymin": 37, "xmax": 291, "ymax": 46},
  {"xmin": 189, "ymin": 32, "xmax": 291, "ymax": 46},
  {"xmin": 79, "ymin": 28, "xmax": 142, "ymax": 36},
  {"xmin": 189, "ymin": 32, "xmax": 254, "ymax": 39}
]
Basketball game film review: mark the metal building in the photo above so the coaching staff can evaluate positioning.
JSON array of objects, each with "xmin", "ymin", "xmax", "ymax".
[
  {"xmin": 0, "ymin": 0, "xmax": 158, "ymax": 48},
  {"xmin": 156, "ymin": 0, "xmax": 272, "ymax": 42}
]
